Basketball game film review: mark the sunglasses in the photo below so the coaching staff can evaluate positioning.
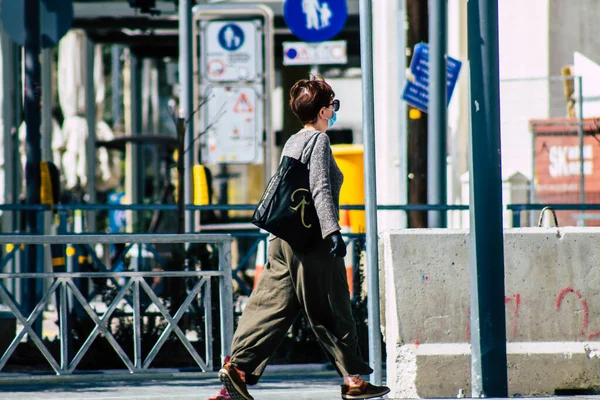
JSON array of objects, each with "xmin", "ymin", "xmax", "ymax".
[{"xmin": 328, "ymin": 99, "xmax": 340, "ymax": 112}]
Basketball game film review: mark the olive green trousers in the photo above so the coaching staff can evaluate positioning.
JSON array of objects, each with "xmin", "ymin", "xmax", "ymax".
[{"xmin": 230, "ymin": 237, "xmax": 373, "ymax": 385}]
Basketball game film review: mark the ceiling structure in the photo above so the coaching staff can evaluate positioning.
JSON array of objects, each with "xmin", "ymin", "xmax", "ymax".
[{"xmin": 73, "ymin": 0, "xmax": 361, "ymax": 62}]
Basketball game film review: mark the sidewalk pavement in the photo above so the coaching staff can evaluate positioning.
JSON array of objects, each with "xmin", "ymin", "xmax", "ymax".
[
  {"xmin": 0, "ymin": 364, "xmax": 364, "ymax": 400},
  {"xmin": 2, "ymin": 365, "xmax": 598, "ymax": 400}
]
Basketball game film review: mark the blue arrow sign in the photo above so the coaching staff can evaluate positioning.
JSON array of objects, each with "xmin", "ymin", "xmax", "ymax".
[
  {"xmin": 402, "ymin": 43, "xmax": 463, "ymax": 112},
  {"xmin": 283, "ymin": 0, "xmax": 348, "ymax": 43}
]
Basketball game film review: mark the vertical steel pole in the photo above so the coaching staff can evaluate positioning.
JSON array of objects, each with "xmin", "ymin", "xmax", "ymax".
[
  {"xmin": 41, "ymin": 48, "xmax": 52, "ymax": 162},
  {"xmin": 577, "ymin": 76, "xmax": 585, "ymax": 226},
  {"xmin": 59, "ymin": 279, "xmax": 68, "ymax": 371},
  {"xmin": 179, "ymin": 0, "xmax": 194, "ymax": 233},
  {"xmin": 2, "ymin": 33, "xmax": 16, "ymax": 235},
  {"xmin": 13, "ymin": 45, "xmax": 23, "ymax": 305},
  {"xmin": 41, "ymin": 48, "xmax": 53, "ymax": 241},
  {"xmin": 467, "ymin": 0, "xmax": 508, "ymax": 397},
  {"xmin": 177, "ymin": 118, "xmax": 185, "ymax": 235},
  {"xmin": 85, "ymin": 38, "xmax": 97, "ymax": 232},
  {"xmin": 24, "ymin": 0, "xmax": 42, "ymax": 320},
  {"xmin": 358, "ymin": 0, "xmax": 382, "ymax": 385},
  {"xmin": 112, "ymin": 45, "xmax": 122, "ymax": 129},
  {"xmin": 529, "ymin": 123, "xmax": 537, "ymax": 227},
  {"xmin": 133, "ymin": 279, "xmax": 142, "ymax": 370},
  {"xmin": 14, "ymin": 43, "xmax": 23, "ymax": 213},
  {"xmin": 151, "ymin": 60, "xmax": 161, "ymax": 201},
  {"xmin": 129, "ymin": 52, "xmax": 142, "ymax": 231},
  {"xmin": 427, "ymin": 0, "xmax": 448, "ymax": 228},
  {"xmin": 219, "ymin": 240, "xmax": 234, "ymax": 364},
  {"xmin": 398, "ymin": 0, "xmax": 408, "ymax": 228}
]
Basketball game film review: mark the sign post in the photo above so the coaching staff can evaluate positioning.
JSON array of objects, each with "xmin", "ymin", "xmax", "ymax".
[
  {"xmin": 192, "ymin": 4, "xmax": 274, "ymax": 231},
  {"xmin": 467, "ymin": 0, "xmax": 508, "ymax": 396},
  {"xmin": 200, "ymin": 19, "xmax": 264, "ymax": 165}
]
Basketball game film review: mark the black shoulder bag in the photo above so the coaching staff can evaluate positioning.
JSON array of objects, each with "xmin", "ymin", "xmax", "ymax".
[{"xmin": 251, "ymin": 133, "xmax": 322, "ymax": 251}]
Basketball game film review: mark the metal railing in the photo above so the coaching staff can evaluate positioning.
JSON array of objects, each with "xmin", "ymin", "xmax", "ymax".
[
  {"xmin": 0, "ymin": 234, "xmax": 233, "ymax": 376},
  {"xmin": 508, "ymin": 204, "xmax": 600, "ymax": 227},
  {"xmin": 0, "ymin": 203, "xmax": 470, "ymax": 296}
]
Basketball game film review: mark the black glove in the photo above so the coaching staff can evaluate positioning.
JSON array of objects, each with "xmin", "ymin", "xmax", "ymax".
[{"xmin": 328, "ymin": 231, "xmax": 347, "ymax": 258}]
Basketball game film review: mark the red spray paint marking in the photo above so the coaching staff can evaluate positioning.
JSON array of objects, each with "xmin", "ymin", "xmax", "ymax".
[
  {"xmin": 465, "ymin": 308, "xmax": 471, "ymax": 341},
  {"xmin": 511, "ymin": 294, "xmax": 521, "ymax": 336},
  {"xmin": 504, "ymin": 294, "xmax": 521, "ymax": 336},
  {"xmin": 414, "ymin": 328, "xmax": 421, "ymax": 348},
  {"xmin": 555, "ymin": 286, "xmax": 589, "ymax": 336},
  {"xmin": 588, "ymin": 328, "xmax": 600, "ymax": 340}
]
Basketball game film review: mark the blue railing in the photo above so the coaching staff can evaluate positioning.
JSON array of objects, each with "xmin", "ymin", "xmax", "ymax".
[
  {"xmin": 4, "ymin": 202, "xmax": 599, "ymax": 297},
  {"xmin": 0, "ymin": 203, "xmax": 469, "ymax": 296},
  {"xmin": 0, "ymin": 203, "xmax": 470, "ymax": 212},
  {"xmin": 507, "ymin": 204, "xmax": 600, "ymax": 227}
]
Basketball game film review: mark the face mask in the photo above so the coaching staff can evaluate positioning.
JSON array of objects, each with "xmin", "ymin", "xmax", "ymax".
[{"xmin": 327, "ymin": 111, "xmax": 337, "ymax": 129}]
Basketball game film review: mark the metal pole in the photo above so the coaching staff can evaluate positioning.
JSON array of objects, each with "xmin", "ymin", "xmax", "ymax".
[
  {"xmin": 177, "ymin": 118, "xmax": 185, "ymax": 235},
  {"xmin": 179, "ymin": 0, "xmax": 193, "ymax": 233},
  {"xmin": 24, "ymin": 0, "xmax": 42, "ymax": 322},
  {"xmin": 467, "ymin": 0, "xmax": 508, "ymax": 397},
  {"xmin": 41, "ymin": 48, "xmax": 53, "ymax": 241},
  {"xmin": 14, "ymin": 44, "xmax": 23, "ymax": 213},
  {"xmin": 427, "ymin": 0, "xmax": 448, "ymax": 228},
  {"xmin": 577, "ymin": 75, "xmax": 585, "ymax": 226},
  {"xmin": 358, "ymin": 0, "xmax": 382, "ymax": 385},
  {"xmin": 398, "ymin": 0, "xmax": 408, "ymax": 229},
  {"xmin": 129, "ymin": 51, "xmax": 142, "ymax": 230},
  {"xmin": 2, "ymin": 33, "xmax": 16, "ymax": 234},
  {"xmin": 151, "ymin": 60, "xmax": 161, "ymax": 201},
  {"xmin": 218, "ymin": 240, "xmax": 234, "ymax": 363},
  {"xmin": 111, "ymin": 45, "xmax": 121, "ymax": 129},
  {"xmin": 85, "ymin": 38, "xmax": 97, "ymax": 232},
  {"xmin": 529, "ymin": 123, "xmax": 536, "ymax": 227},
  {"xmin": 41, "ymin": 48, "xmax": 52, "ymax": 162}
]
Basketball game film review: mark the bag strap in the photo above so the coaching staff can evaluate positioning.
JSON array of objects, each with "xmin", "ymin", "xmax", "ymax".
[{"xmin": 302, "ymin": 131, "xmax": 322, "ymax": 168}]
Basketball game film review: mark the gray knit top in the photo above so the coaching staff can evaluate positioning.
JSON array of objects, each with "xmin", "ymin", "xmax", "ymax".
[{"xmin": 281, "ymin": 128, "xmax": 344, "ymax": 239}]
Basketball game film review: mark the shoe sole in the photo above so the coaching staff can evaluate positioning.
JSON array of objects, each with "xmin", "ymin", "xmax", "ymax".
[
  {"xmin": 218, "ymin": 368, "xmax": 254, "ymax": 400},
  {"xmin": 341, "ymin": 387, "xmax": 391, "ymax": 399}
]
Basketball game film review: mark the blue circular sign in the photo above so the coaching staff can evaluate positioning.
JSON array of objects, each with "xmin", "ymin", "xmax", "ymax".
[
  {"xmin": 218, "ymin": 23, "xmax": 245, "ymax": 51},
  {"xmin": 283, "ymin": 0, "xmax": 348, "ymax": 42},
  {"xmin": 286, "ymin": 48, "xmax": 298, "ymax": 59}
]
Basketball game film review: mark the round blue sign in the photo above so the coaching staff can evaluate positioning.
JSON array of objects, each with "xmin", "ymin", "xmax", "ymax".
[
  {"xmin": 283, "ymin": 0, "xmax": 348, "ymax": 42},
  {"xmin": 286, "ymin": 48, "xmax": 298, "ymax": 59},
  {"xmin": 218, "ymin": 23, "xmax": 245, "ymax": 51}
]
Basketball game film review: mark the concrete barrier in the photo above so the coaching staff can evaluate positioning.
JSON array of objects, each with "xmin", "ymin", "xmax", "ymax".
[{"xmin": 381, "ymin": 228, "xmax": 600, "ymax": 398}]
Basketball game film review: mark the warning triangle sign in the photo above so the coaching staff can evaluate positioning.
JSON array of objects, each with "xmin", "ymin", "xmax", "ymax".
[
  {"xmin": 233, "ymin": 93, "xmax": 254, "ymax": 113},
  {"xmin": 298, "ymin": 48, "xmax": 310, "ymax": 61}
]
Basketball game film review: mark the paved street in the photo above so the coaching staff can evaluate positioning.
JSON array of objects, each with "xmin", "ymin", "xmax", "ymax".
[{"xmin": 0, "ymin": 367, "xmax": 370, "ymax": 400}]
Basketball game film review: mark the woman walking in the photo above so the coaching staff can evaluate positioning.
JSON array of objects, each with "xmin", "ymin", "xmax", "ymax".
[{"xmin": 219, "ymin": 76, "xmax": 390, "ymax": 400}]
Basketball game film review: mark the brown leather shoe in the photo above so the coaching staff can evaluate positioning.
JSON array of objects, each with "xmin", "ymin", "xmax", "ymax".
[
  {"xmin": 218, "ymin": 363, "xmax": 254, "ymax": 400},
  {"xmin": 341, "ymin": 381, "xmax": 391, "ymax": 399}
]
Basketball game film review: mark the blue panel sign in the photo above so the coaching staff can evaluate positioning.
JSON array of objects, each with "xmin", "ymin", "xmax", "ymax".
[
  {"xmin": 402, "ymin": 43, "xmax": 463, "ymax": 112},
  {"xmin": 218, "ymin": 23, "xmax": 245, "ymax": 51},
  {"xmin": 283, "ymin": 0, "xmax": 348, "ymax": 43}
]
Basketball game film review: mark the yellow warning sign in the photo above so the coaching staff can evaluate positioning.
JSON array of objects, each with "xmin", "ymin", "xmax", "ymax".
[{"xmin": 233, "ymin": 93, "xmax": 254, "ymax": 113}]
